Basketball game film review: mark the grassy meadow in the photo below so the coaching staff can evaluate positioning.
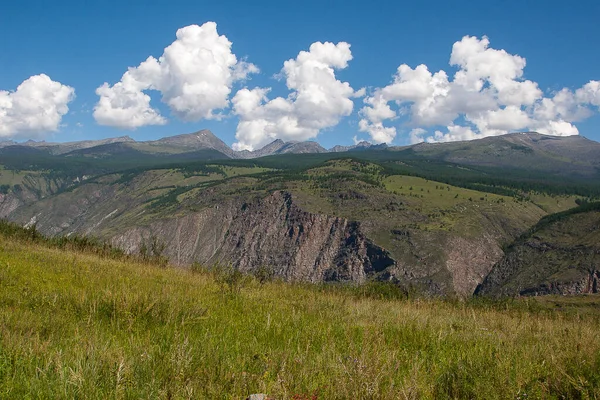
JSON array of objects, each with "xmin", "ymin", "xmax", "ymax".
[{"xmin": 1, "ymin": 235, "xmax": 600, "ymax": 399}]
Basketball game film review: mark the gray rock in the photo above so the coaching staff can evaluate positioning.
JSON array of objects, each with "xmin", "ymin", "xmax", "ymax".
[{"xmin": 246, "ymin": 394, "xmax": 271, "ymax": 400}]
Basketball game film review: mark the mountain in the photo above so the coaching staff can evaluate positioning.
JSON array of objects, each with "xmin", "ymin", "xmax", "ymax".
[
  {"xmin": 275, "ymin": 141, "xmax": 328, "ymax": 154},
  {"xmin": 147, "ymin": 129, "xmax": 236, "ymax": 158},
  {"xmin": 13, "ymin": 136, "xmax": 135, "ymax": 155},
  {"xmin": 0, "ymin": 139, "xmax": 17, "ymax": 148},
  {"xmin": 1, "ymin": 131, "xmax": 599, "ymax": 297},
  {"xmin": 407, "ymin": 132, "xmax": 600, "ymax": 177},
  {"xmin": 235, "ymin": 139, "xmax": 287, "ymax": 159},
  {"xmin": 5, "ymin": 130, "xmax": 332, "ymax": 161},
  {"xmin": 330, "ymin": 141, "xmax": 388, "ymax": 152},
  {"xmin": 236, "ymin": 139, "xmax": 328, "ymax": 158},
  {"xmin": 6, "ymin": 131, "xmax": 600, "ymax": 170},
  {"xmin": 476, "ymin": 202, "xmax": 600, "ymax": 297}
]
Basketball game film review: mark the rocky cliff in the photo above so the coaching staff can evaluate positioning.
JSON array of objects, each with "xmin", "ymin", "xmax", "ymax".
[{"xmin": 111, "ymin": 191, "xmax": 394, "ymax": 283}]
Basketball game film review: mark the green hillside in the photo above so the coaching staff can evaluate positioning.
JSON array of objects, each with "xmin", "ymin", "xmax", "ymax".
[
  {"xmin": 477, "ymin": 202, "xmax": 600, "ymax": 296},
  {"xmin": 1, "ymin": 229, "xmax": 600, "ymax": 398}
]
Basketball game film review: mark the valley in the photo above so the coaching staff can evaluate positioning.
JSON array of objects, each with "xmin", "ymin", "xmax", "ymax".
[{"xmin": 1, "ymin": 130, "xmax": 599, "ymax": 297}]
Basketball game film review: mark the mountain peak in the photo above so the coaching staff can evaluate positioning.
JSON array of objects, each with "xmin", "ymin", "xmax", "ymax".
[
  {"xmin": 156, "ymin": 129, "xmax": 218, "ymax": 143},
  {"xmin": 152, "ymin": 129, "xmax": 234, "ymax": 157}
]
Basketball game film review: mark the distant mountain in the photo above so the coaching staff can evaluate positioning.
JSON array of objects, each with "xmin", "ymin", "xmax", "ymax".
[
  {"xmin": 3, "ymin": 130, "xmax": 600, "ymax": 175},
  {"xmin": 147, "ymin": 130, "xmax": 236, "ymax": 158},
  {"xmin": 276, "ymin": 141, "xmax": 328, "ymax": 154},
  {"xmin": 14, "ymin": 136, "xmax": 135, "ymax": 155},
  {"xmin": 407, "ymin": 132, "xmax": 600, "ymax": 176},
  {"xmin": 236, "ymin": 139, "xmax": 328, "ymax": 158},
  {"xmin": 0, "ymin": 140, "xmax": 17, "ymax": 148},
  {"xmin": 329, "ymin": 141, "xmax": 388, "ymax": 152},
  {"xmin": 235, "ymin": 139, "xmax": 287, "ymax": 159}
]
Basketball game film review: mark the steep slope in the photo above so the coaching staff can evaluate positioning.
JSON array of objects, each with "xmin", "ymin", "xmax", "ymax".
[
  {"xmin": 7, "ymin": 178, "xmax": 393, "ymax": 284},
  {"xmin": 112, "ymin": 191, "xmax": 393, "ymax": 282},
  {"xmin": 476, "ymin": 203, "xmax": 600, "ymax": 296}
]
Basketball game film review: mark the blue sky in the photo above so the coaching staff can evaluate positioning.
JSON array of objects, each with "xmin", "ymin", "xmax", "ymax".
[{"xmin": 1, "ymin": 0, "xmax": 599, "ymax": 149}]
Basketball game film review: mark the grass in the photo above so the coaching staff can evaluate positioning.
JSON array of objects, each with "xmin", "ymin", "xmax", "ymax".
[
  {"xmin": 527, "ymin": 192, "xmax": 579, "ymax": 214},
  {"xmin": 0, "ymin": 167, "xmax": 31, "ymax": 186},
  {"xmin": 384, "ymin": 175, "xmax": 508, "ymax": 210},
  {"xmin": 1, "ymin": 236, "xmax": 600, "ymax": 399}
]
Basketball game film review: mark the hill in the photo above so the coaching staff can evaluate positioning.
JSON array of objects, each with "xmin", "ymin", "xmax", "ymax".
[
  {"xmin": 1, "ymin": 228, "xmax": 599, "ymax": 398},
  {"xmin": 476, "ymin": 202, "xmax": 600, "ymax": 296},
  {"xmin": 408, "ymin": 132, "xmax": 600, "ymax": 177}
]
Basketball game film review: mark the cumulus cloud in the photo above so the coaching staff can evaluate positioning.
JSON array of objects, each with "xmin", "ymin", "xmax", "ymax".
[
  {"xmin": 94, "ymin": 22, "xmax": 258, "ymax": 129},
  {"xmin": 408, "ymin": 128, "xmax": 427, "ymax": 144},
  {"xmin": 359, "ymin": 35, "xmax": 600, "ymax": 144},
  {"xmin": 231, "ymin": 41, "xmax": 359, "ymax": 151},
  {"xmin": 0, "ymin": 74, "xmax": 75, "ymax": 139}
]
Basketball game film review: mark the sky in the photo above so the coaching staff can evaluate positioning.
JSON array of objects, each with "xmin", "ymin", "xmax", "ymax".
[{"xmin": 1, "ymin": 0, "xmax": 599, "ymax": 150}]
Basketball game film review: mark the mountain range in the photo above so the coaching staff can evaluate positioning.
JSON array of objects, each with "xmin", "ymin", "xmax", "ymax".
[
  {"xmin": 1, "ymin": 130, "xmax": 600, "ymax": 298},
  {"xmin": 0, "ymin": 129, "xmax": 387, "ymax": 160}
]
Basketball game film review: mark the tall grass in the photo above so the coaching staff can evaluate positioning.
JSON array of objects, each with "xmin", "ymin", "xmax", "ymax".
[{"xmin": 0, "ymin": 235, "xmax": 599, "ymax": 399}]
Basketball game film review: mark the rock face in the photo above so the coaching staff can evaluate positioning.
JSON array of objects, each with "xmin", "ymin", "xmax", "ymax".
[
  {"xmin": 476, "ymin": 207, "xmax": 600, "ymax": 297},
  {"xmin": 112, "ymin": 191, "xmax": 394, "ymax": 283},
  {"xmin": 445, "ymin": 235, "xmax": 505, "ymax": 298},
  {"xmin": 519, "ymin": 270, "xmax": 599, "ymax": 296}
]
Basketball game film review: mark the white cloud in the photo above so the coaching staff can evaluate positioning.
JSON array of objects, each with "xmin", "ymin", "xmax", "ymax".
[
  {"xmin": 468, "ymin": 106, "xmax": 531, "ymax": 133},
  {"xmin": 231, "ymin": 41, "xmax": 358, "ymax": 151},
  {"xmin": 359, "ymin": 35, "xmax": 599, "ymax": 144},
  {"xmin": 576, "ymin": 81, "xmax": 600, "ymax": 107},
  {"xmin": 94, "ymin": 80, "xmax": 166, "ymax": 129},
  {"xmin": 430, "ymin": 125, "xmax": 479, "ymax": 143},
  {"xmin": 358, "ymin": 119, "xmax": 397, "ymax": 144},
  {"xmin": 94, "ymin": 22, "xmax": 258, "ymax": 129},
  {"xmin": 533, "ymin": 119, "xmax": 579, "ymax": 137},
  {"xmin": 409, "ymin": 128, "xmax": 427, "ymax": 144},
  {"xmin": 0, "ymin": 74, "xmax": 75, "ymax": 138}
]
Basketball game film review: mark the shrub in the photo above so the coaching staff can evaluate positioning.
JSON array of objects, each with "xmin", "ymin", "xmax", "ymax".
[
  {"xmin": 139, "ymin": 235, "xmax": 168, "ymax": 268},
  {"xmin": 214, "ymin": 264, "xmax": 251, "ymax": 294},
  {"xmin": 253, "ymin": 265, "xmax": 276, "ymax": 284},
  {"xmin": 190, "ymin": 261, "xmax": 206, "ymax": 274}
]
